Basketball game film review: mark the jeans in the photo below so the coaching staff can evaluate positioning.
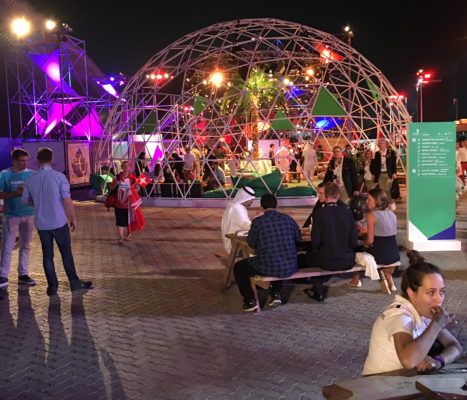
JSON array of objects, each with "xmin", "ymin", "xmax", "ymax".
[
  {"xmin": 233, "ymin": 258, "xmax": 282, "ymax": 302},
  {"xmin": 0, "ymin": 215, "xmax": 35, "ymax": 278},
  {"xmin": 37, "ymin": 224, "xmax": 80, "ymax": 290}
]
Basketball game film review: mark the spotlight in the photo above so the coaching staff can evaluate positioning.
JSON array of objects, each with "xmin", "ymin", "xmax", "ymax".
[
  {"xmin": 209, "ymin": 72, "xmax": 223, "ymax": 86},
  {"xmin": 109, "ymin": 76, "xmax": 115, "ymax": 82},
  {"xmin": 11, "ymin": 17, "xmax": 31, "ymax": 39},
  {"xmin": 45, "ymin": 20, "xmax": 56, "ymax": 31},
  {"xmin": 61, "ymin": 22, "xmax": 73, "ymax": 33}
]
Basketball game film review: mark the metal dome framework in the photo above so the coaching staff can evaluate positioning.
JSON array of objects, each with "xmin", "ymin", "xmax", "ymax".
[{"xmin": 96, "ymin": 18, "xmax": 411, "ymax": 200}]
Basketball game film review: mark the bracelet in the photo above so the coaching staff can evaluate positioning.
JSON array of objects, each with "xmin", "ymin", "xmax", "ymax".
[{"xmin": 433, "ymin": 355, "xmax": 445, "ymax": 368}]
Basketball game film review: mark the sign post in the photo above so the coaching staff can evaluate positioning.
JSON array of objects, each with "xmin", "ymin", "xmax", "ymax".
[{"xmin": 407, "ymin": 122, "xmax": 461, "ymax": 251}]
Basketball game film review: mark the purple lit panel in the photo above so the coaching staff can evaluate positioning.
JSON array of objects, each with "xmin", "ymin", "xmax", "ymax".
[
  {"xmin": 44, "ymin": 101, "xmax": 79, "ymax": 137},
  {"xmin": 28, "ymin": 50, "xmax": 77, "ymax": 96},
  {"xmin": 69, "ymin": 108, "xmax": 103, "ymax": 139}
]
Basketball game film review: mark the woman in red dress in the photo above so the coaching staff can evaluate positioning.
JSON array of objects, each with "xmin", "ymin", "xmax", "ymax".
[{"xmin": 109, "ymin": 161, "xmax": 145, "ymax": 243}]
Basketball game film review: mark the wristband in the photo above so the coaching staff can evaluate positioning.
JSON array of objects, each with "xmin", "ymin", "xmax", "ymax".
[{"xmin": 433, "ymin": 355, "xmax": 445, "ymax": 368}]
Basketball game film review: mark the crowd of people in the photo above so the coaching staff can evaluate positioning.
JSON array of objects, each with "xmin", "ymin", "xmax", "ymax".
[{"xmin": 1, "ymin": 142, "xmax": 464, "ymax": 377}]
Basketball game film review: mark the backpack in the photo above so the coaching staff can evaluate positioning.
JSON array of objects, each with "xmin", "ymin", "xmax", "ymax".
[{"xmin": 349, "ymin": 195, "xmax": 366, "ymax": 221}]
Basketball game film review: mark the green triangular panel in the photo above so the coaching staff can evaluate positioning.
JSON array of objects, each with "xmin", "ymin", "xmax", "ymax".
[
  {"xmin": 137, "ymin": 110, "xmax": 157, "ymax": 133},
  {"xmin": 311, "ymin": 87, "xmax": 347, "ymax": 116},
  {"xmin": 194, "ymin": 96, "xmax": 208, "ymax": 116},
  {"xmin": 271, "ymin": 109, "xmax": 295, "ymax": 130},
  {"xmin": 365, "ymin": 78, "xmax": 381, "ymax": 101}
]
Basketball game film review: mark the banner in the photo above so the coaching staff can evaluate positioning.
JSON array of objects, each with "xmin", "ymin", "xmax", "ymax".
[
  {"xmin": 67, "ymin": 142, "xmax": 90, "ymax": 185},
  {"xmin": 407, "ymin": 122, "xmax": 460, "ymax": 251}
]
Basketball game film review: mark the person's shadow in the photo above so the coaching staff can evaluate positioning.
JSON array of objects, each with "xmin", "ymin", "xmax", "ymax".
[
  {"xmin": 44, "ymin": 294, "xmax": 127, "ymax": 399},
  {"xmin": 0, "ymin": 287, "xmax": 46, "ymax": 398}
]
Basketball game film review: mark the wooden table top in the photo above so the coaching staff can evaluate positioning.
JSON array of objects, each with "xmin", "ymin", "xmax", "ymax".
[{"xmin": 323, "ymin": 362, "xmax": 467, "ymax": 400}]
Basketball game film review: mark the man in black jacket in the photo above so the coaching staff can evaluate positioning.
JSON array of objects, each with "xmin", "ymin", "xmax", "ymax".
[
  {"xmin": 305, "ymin": 182, "xmax": 358, "ymax": 301},
  {"xmin": 370, "ymin": 138, "xmax": 397, "ymax": 202},
  {"xmin": 323, "ymin": 145, "xmax": 359, "ymax": 204}
]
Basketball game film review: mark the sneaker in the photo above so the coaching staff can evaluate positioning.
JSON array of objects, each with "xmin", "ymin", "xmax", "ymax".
[
  {"xmin": 242, "ymin": 298, "xmax": 258, "ymax": 312},
  {"xmin": 268, "ymin": 292, "xmax": 282, "ymax": 307},
  {"xmin": 71, "ymin": 281, "xmax": 93, "ymax": 292},
  {"xmin": 18, "ymin": 275, "xmax": 36, "ymax": 286},
  {"xmin": 0, "ymin": 278, "xmax": 8, "ymax": 288}
]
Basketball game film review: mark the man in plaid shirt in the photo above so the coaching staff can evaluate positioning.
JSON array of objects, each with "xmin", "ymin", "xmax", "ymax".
[{"xmin": 233, "ymin": 194, "xmax": 301, "ymax": 312}]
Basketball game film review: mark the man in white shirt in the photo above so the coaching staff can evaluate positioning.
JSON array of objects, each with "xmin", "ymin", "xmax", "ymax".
[
  {"xmin": 182, "ymin": 147, "xmax": 197, "ymax": 183},
  {"xmin": 221, "ymin": 187, "xmax": 255, "ymax": 253}
]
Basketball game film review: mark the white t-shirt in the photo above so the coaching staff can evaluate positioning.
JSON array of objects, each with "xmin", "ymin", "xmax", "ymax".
[
  {"xmin": 362, "ymin": 295, "xmax": 430, "ymax": 375},
  {"xmin": 380, "ymin": 149, "xmax": 387, "ymax": 172},
  {"xmin": 183, "ymin": 153, "xmax": 196, "ymax": 171}
]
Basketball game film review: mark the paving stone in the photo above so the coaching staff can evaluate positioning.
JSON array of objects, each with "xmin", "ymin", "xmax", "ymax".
[{"xmin": 0, "ymin": 196, "xmax": 466, "ymax": 399}]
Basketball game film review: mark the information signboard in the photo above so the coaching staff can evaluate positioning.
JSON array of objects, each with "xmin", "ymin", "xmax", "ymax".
[{"xmin": 407, "ymin": 122, "xmax": 460, "ymax": 251}]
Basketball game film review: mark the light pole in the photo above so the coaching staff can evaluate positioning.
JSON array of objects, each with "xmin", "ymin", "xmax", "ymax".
[{"xmin": 343, "ymin": 26, "xmax": 354, "ymax": 139}]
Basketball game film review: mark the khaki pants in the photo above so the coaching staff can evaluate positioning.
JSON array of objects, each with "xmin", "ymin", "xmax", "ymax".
[{"xmin": 378, "ymin": 173, "xmax": 393, "ymax": 200}]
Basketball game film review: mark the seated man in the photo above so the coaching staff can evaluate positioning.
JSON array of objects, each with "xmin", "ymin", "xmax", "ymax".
[
  {"xmin": 202, "ymin": 161, "xmax": 225, "ymax": 191},
  {"xmin": 221, "ymin": 186, "xmax": 255, "ymax": 254},
  {"xmin": 306, "ymin": 182, "xmax": 358, "ymax": 301},
  {"xmin": 233, "ymin": 194, "xmax": 301, "ymax": 312},
  {"xmin": 302, "ymin": 182, "xmax": 326, "ymax": 228}
]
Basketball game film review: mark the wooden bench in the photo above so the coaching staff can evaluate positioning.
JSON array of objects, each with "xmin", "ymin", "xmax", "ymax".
[{"xmin": 250, "ymin": 261, "xmax": 401, "ymax": 312}]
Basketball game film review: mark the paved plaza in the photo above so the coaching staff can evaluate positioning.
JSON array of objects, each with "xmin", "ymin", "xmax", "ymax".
[{"xmin": 0, "ymin": 194, "xmax": 466, "ymax": 400}]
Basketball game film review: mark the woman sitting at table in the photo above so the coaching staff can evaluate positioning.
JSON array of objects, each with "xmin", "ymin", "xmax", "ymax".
[
  {"xmin": 349, "ymin": 187, "xmax": 399, "ymax": 289},
  {"xmin": 362, "ymin": 250, "xmax": 463, "ymax": 375}
]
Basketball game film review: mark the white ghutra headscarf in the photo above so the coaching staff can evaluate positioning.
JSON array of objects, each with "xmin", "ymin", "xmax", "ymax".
[{"xmin": 221, "ymin": 186, "xmax": 255, "ymax": 253}]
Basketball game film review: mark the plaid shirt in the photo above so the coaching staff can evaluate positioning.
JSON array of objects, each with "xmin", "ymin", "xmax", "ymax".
[{"xmin": 247, "ymin": 209, "xmax": 301, "ymax": 278}]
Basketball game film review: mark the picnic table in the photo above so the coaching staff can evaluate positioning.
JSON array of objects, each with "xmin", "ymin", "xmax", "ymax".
[{"xmin": 323, "ymin": 361, "xmax": 467, "ymax": 399}]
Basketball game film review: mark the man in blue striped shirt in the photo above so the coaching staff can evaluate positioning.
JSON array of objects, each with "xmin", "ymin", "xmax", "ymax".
[{"xmin": 234, "ymin": 194, "xmax": 301, "ymax": 312}]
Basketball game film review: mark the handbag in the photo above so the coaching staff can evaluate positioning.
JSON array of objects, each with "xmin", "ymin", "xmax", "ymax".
[
  {"xmin": 104, "ymin": 186, "xmax": 118, "ymax": 209},
  {"xmin": 390, "ymin": 178, "xmax": 400, "ymax": 200}
]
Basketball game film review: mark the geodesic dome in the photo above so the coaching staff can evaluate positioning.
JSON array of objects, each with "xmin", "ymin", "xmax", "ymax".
[{"xmin": 96, "ymin": 18, "xmax": 410, "ymax": 201}]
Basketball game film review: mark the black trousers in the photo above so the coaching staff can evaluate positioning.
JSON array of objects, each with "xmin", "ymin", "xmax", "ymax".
[{"xmin": 233, "ymin": 258, "xmax": 282, "ymax": 302}]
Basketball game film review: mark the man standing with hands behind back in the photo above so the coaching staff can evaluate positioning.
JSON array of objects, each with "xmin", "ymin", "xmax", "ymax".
[
  {"xmin": 22, "ymin": 147, "xmax": 92, "ymax": 296},
  {"xmin": 0, "ymin": 149, "xmax": 36, "ymax": 288}
]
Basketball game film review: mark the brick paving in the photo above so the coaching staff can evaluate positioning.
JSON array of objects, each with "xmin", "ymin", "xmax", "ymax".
[{"xmin": 0, "ymin": 195, "xmax": 466, "ymax": 399}]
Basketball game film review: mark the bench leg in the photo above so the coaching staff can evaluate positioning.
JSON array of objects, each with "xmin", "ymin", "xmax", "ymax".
[
  {"xmin": 379, "ymin": 269, "xmax": 391, "ymax": 295},
  {"xmin": 250, "ymin": 277, "xmax": 261, "ymax": 313},
  {"xmin": 224, "ymin": 241, "xmax": 240, "ymax": 288}
]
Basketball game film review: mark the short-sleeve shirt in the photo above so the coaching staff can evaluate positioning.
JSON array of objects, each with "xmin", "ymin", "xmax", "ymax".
[
  {"xmin": 362, "ymin": 295, "xmax": 430, "ymax": 375},
  {"xmin": 22, "ymin": 166, "xmax": 71, "ymax": 230},
  {"xmin": 0, "ymin": 168, "xmax": 35, "ymax": 218},
  {"xmin": 183, "ymin": 153, "xmax": 196, "ymax": 171}
]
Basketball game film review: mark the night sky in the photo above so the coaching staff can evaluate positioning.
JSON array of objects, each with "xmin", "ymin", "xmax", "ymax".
[{"xmin": 1, "ymin": 0, "xmax": 467, "ymax": 135}]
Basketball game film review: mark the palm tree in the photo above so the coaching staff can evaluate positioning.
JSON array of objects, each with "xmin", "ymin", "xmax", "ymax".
[{"xmin": 220, "ymin": 68, "xmax": 287, "ymax": 149}]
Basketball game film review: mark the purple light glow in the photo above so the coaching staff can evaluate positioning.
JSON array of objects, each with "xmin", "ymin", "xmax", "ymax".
[
  {"xmin": 69, "ymin": 108, "xmax": 103, "ymax": 140},
  {"xmin": 101, "ymin": 84, "xmax": 119, "ymax": 98}
]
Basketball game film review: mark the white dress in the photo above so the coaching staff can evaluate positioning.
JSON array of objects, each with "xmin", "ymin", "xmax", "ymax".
[{"xmin": 302, "ymin": 143, "xmax": 318, "ymax": 180}]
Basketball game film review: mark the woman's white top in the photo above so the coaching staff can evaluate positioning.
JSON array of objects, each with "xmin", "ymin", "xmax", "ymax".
[{"xmin": 362, "ymin": 295, "xmax": 430, "ymax": 375}]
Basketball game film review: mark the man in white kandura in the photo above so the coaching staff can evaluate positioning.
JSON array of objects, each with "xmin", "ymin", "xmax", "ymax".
[{"xmin": 221, "ymin": 187, "xmax": 255, "ymax": 254}]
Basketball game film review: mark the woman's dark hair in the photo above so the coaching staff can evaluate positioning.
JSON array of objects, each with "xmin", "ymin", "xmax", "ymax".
[
  {"xmin": 368, "ymin": 187, "xmax": 389, "ymax": 210},
  {"xmin": 400, "ymin": 250, "xmax": 443, "ymax": 299}
]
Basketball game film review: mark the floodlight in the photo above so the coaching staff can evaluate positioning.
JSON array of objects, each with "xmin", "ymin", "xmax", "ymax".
[
  {"xmin": 11, "ymin": 17, "xmax": 31, "ymax": 39},
  {"xmin": 209, "ymin": 72, "xmax": 223, "ymax": 85},
  {"xmin": 45, "ymin": 20, "xmax": 56, "ymax": 31}
]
